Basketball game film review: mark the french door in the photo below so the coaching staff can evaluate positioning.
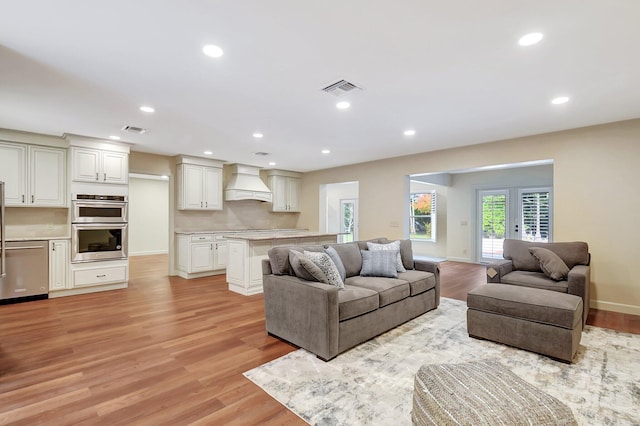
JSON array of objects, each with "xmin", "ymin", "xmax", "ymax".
[
  {"xmin": 477, "ymin": 187, "xmax": 552, "ymax": 262},
  {"xmin": 339, "ymin": 199, "xmax": 358, "ymax": 243}
]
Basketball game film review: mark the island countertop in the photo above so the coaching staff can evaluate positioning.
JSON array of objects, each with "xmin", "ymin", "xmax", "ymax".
[{"xmin": 224, "ymin": 232, "xmax": 339, "ymax": 241}]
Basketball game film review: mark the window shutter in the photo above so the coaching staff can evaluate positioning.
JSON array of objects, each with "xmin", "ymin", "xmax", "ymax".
[{"xmin": 520, "ymin": 191, "xmax": 550, "ymax": 242}]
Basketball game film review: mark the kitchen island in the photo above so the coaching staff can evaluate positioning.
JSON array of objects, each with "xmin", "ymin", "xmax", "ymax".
[{"xmin": 225, "ymin": 232, "xmax": 339, "ymax": 295}]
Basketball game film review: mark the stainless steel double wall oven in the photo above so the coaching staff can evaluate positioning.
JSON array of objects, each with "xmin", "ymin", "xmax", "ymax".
[{"xmin": 71, "ymin": 194, "xmax": 128, "ymax": 262}]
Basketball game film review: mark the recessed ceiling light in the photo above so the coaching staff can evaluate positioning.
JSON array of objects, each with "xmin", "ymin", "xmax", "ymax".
[
  {"xmin": 336, "ymin": 101, "xmax": 350, "ymax": 110},
  {"xmin": 140, "ymin": 106, "xmax": 155, "ymax": 113},
  {"xmin": 253, "ymin": 132, "xmax": 264, "ymax": 139},
  {"xmin": 518, "ymin": 32, "xmax": 544, "ymax": 46},
  {"xmin": 109, "ymin": 135, "xmax": 121, "ymax": 140},
  {"xmin": 268, "ymin": 162, "xmax": 276, "ymax": 166},
  {"xmin": 321, "ymin": 149, "xmax": 331, "ymax": 154},
  {"xmin": 404, "ymin": 129, "xmax": 416, "ymax": 136},
  {"xmin": 551, "ymin": 96, "xmax": 570, "ymax": 105},
  {"xmin": 203, "ymin": 151, "xmax": 213, "ymax": 155},
  {"xmin": 203, "ymin": 44, "xmax": 224, "ymax": 58}
]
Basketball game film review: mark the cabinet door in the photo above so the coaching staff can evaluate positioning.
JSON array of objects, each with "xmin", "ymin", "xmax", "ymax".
[
  {"xmin": 203, "ymin": 167, "xmax": 223, "ymax": 210},
  {"xmin": 214, "ymin": 241, "xmax": 228, "ymax": 269},
  {"xmin": 30, "ymin": 146, "xmax": 66, "ymax": 206},
  {"xmin": 190, "ymin": 242, "xmax": 214, "ymax": 272},
  {"xmin": 287, "ymin": 177, "xmax": 301, "ymax": 212},
  {"xmin": 226, "ymin": 241, "xmax": 245, "ymax": 283},
  {"xmin": 182, "ymin": 165, "xmax": 205, "ymax": 209},
  {"xmin": 72, "ymin": 148, "xmax": 101, "ymax": 182},
  {"xmin": 49, "ymin": 240, "xmax": 70, "ymax": 291},
  {"xmin": 269, "ymin": 175, "xmax": 288, "ymax": 212},
  {"xmin": 102, "ymin": 151, "xmax": 128, "ymax": 184},
  {"xmin": 0, "ymin": 143, "xmax": 27, "ymax": 205}
]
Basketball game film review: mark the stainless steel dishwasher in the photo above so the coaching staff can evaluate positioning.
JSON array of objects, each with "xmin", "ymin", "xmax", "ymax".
[{"xmin": 0, "ymin": 182, "xmax": 49, "ymax": 303}]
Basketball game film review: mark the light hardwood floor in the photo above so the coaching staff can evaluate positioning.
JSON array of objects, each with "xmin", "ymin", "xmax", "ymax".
[{"xmin": 0, "ymin": 255, "xmax": 638, "ymax": 425}]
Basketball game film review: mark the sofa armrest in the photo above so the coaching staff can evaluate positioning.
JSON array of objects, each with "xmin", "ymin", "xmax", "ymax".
[
  {"xmin": 486, "ymin": 259, "xmax": 513, "ymax": 283},
  {"xmin": 568, "ymin": 264, "xmax": 590, "ymax": 326},
  {"xmin": 414, "ymin": 259, "xmax": 441, "ymax": 306},
  {"xmin": 263, "ymin": 274, "xmax": 339, "ymax": 360}
]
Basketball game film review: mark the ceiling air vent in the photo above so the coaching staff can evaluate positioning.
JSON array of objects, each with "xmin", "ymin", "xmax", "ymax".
[
  {"xmin": 253, "ymin": 152, "xmax": 270, "ymax": 156},
  {"xmin": 121, "ymin": 125, "xmax": 148, "ymax": 134},
  {"xmin": 321, "ymin": 79, "xmax": 362, "ymax": 97}
]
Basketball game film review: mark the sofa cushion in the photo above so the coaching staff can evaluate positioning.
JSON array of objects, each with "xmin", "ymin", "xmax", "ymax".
[
  {"xmin": 367, "ymin": 241, "xmax": 407, "ymax": 273},
  {"xmin": 356, "ymin": 237, "xmax": 387, "ymax": 251},
  {"xmin": 503, "ymin": 239, "xmax": 589, "ymax": 272},
  {"xmin": 529, "ymin": 247, "xmax": 570, "ymax": 281},
  {"xmin": 325, "ymin": 242, "xmax": 362, "ymax": 278},
  {"xmin": 289, "ymin": 250, "xmax": 328, "ymax": 283},
  {"xmin": 501, "ymin": 271, "xmax": 569, "ymax": 293},
  {"xmin": 397, "ymin": 270, "xmax": 436, "ymax": 296},
  {"xmin": 269, "ymin": 246, "xmax": 294, "ymax": 275},
  {"xmin": 380, "ymin": 238, "xmax": 415, "ymax": 270},
  {"xmin": 324, "ymin": 246, "xmax": 346, "ymax": 282},
  {"xmin": 304, "ymin": 250, "xmax": 344, "ymax": 289},
  {"xmin": 360, "ymin": 250, "xmax": 398, "ymax": 278},
  {"xmin": 346, "ymin": 276, "xmax": 410, "ymax": 307},
  {"xmin": 338, "ymin": 285, "xmax": 379, "ymax": 321}
]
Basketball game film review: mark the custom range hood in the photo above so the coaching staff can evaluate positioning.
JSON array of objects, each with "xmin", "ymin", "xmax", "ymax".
[{"xmin": 224, "ymin": 164, "xmax": 272, "ymax": 202}]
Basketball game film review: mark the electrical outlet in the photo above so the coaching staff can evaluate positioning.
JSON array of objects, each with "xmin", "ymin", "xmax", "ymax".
[{"xmin": 389, "ymin": 221, "xmax": 400, "ymax": 228}]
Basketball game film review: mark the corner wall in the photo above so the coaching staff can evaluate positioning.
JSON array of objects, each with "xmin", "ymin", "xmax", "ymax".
[{"xmin": 298, "ymin": 119, "xmax": 640, "ymax": 315}]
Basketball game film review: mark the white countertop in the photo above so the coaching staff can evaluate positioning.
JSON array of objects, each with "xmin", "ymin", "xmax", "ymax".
[
  {"xmin": 224, "ymin": 232, "xmax": 339, "ymax": 241},
  {"xmin": 174, "ymin": 228, "xmax": 306, "ymax": 235},
  {"xmin": 5, "ymin": 236, "xmax": 70, "ymax": 242}
]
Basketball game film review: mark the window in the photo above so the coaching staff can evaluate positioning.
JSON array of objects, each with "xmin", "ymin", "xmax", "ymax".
[
  {"xmin": 410, "ymin": 191, "xmax": 436, "ymax": 241},
  {"xmin": 520, "ymin": 189, "xmax": 551, "ymax": 242}
]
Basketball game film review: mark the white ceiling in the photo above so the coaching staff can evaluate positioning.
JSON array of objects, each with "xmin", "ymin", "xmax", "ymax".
[{"xmin": 1, "ymin": 1, "xmax": 639, "ymax": 172}]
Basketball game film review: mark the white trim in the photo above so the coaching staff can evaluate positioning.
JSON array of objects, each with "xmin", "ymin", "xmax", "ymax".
[
  {"xmin": 129, "ymin": 173, "xmax": 170, "ymax": 181},
  {"xmin": 129, "ymin": 250, "xmax": 169, "ymax": 256},
  {"xmin": 591, "ymin": 299, "xmax": 640, "ymax": 316}
]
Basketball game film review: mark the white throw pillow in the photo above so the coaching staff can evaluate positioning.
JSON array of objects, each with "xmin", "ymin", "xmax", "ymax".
[
  {"xmin": 304, "ymin": 250, "xmax": 345, "ymax": 289},
  {"xmin": 367, "ymin": 241, "xmax": 407, "ymax": 273}
]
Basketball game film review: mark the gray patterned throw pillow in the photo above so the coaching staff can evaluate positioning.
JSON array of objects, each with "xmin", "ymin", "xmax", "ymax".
[
  {"xmin": 304, "ymin": 250, "xmax": 345, "ymax": 289},
  {"xmin": 367, "ymin": 241, "xmax": 407, "ymax": 272},
  {"xmin": 324, "ymin": 246, "xmax": 347, "ymax": 282}
]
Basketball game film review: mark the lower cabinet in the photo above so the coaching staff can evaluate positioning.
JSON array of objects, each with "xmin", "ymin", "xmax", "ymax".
[
  {"xmin": 175, "ymin": 234, "xmax": 227, "ymax": 279},
  {"xmin": 49, "ymin": 239, "xmax": 70, "ymax": 292}
]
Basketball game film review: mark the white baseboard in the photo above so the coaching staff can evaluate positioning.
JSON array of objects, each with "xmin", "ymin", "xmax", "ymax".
[
  {"xmin": 446, "ymin": 257, "xmax": 475, "ymax": 263},
  {"xmin": 591, "ymin": 299, "xmax": 640, "ymax": 316},
  {"xmin": 129, "ymin": 250, "xmax": 168, "ymax": 257}
]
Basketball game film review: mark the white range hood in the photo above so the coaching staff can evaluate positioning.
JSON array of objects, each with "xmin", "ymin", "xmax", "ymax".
[{"xmin": 224, "ymin": 164, "xmax": 272, "ymax": 202}]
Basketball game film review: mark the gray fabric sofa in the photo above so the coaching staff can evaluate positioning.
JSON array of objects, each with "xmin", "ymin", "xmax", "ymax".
[
  {"xmin": 486, "ymin": 239, "xmax": 590, "ymax": 325},
  {"xmin": 262, "ymin": 238, "xmax": 440, "ymax": 361}
]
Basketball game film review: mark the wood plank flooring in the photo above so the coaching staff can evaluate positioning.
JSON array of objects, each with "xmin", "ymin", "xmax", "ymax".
[{"xmin": 0, "ymin": 256, "xmax": 638, "ymax": 425}]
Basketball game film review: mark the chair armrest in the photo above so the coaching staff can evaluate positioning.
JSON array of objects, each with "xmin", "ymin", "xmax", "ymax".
[
  {"xmin": 263, "ymin": 274, "xmax": 339, "ymax": 360},
  {"xmin": 486, "ymin": 259, "xmax": 513, "ymax": 283},
  {"xmin": 414, "ymin": 260, "xmax": 441, "ymax": 306},
  {"xmin": 568, "ymin": 264, "xmax": 590, "ymax": 326}
]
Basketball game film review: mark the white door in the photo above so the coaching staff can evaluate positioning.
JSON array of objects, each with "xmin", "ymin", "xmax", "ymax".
[
  {"xmin": 190, "ymin": 242, "xmax": 214, "ymax": 272},
  {"xmin": 72, "ymin": 148, "xmax": 100, "ymax": 182},
  {"xmin": 183, "ymin": 165, "xmax": 204, "ymax": 209},
  {"xmin": 102, "ymin": 151, "xmax": 128, "ymax": 184},
  {"xmin": 30, "ymin": 146, "xmax": 66, "ymax": 206},
  {"xmin": 477, "ymin": 187, "xmax": 552, "ymax": 262},
  {"xmin": 0, "ymin": 143, "xmax": 27, "ymax": 205},
  {"xmin": 339, "ymin": 199, "xmax": 358, "ymax": 243},
  {"xmin": 203, "ymin": 167, "xmax": 222, "ymax": 210}
]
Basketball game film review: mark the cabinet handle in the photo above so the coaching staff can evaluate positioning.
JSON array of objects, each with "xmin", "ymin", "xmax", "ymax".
[
  {"xmin": 52, "ymin": 244, "xmax": 56, "ymax": 252},
  {"xmin": 201, "ymin": 202, "xmax": 203, "ymax": 208},
  {"xmin": 215, "ymin": 243, "xmax": 218, "ymax": 249},
  {"xmin": 96, "ymin": 173, "xmax": 99, "ymax": 181},
  {"xmin": 210, "ymin": 244, "xmax": 213, "ymax": 251},
  {"xmin": 205, "ymin": 201, "xmax": 208, "ymax": 208},
  {"xmin": 104, "ymin": 173, "xmax": 106, "ymax": 181},
  {"xmin": 31, "ymin": 195, "xmax": 34, "ymax": 203},
  {"xmin": 96, "ymin": 274, "xmax": 106, "ymax": 278},
  {"xmin": 22, "ymin": 195, "xmax": 25, "ymax": 203}
]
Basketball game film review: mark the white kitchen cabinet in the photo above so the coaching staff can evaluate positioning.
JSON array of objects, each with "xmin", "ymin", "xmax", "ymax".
[
  {"xmin": 71, "ymin": 147, "xmax": 128, "ymax": 184},
  {"xmin": 175, "ymin": 233, "xmax": 226, "ymax": 278},
  {"xmin": 176, "ymin": 158, "xmax": 223, "ymax": 210},
  {"xmin": 0, "ymin": 142, "xmax": 66, "ymax": 207},
  {"xmin": 213, "ymin": 235, "xmax": 228, "ymax": 270},
  {"xmin": 267, "ymin": 170, "xmax": 301, "ymax": 212},
  {"xmin": 49, "ymin": 239, "xmax": 70, "ymax": 292}
]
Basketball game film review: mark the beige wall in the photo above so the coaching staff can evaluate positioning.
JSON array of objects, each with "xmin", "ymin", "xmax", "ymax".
[{"xmin": 299, "ymin": 119, "xmax": 640, "ymax": 315}]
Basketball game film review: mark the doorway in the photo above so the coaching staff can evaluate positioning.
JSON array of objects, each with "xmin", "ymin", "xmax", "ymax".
[
  {"xmin": 128, "ymin": 173, "xmax": 170, "ymax": 256},
  {"xmin": 477, "ymin": 187, "xmax": 552, "ymax": 262},
  {"xmin": 319, "ymin": 181, "xmax": 359, "ymax": 242}
]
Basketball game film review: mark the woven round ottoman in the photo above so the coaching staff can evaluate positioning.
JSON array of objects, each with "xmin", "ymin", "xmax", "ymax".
[{"xmin": 412, "ymin": 361, "xmax": 576, "ymax": 425}]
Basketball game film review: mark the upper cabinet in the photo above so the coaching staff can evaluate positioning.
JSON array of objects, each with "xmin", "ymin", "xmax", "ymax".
[
  {"xmin": 0, "ymin": 142, "xmax": 66, "ymax": 207},
  {"xmin": 266, "ymin": 170, "xmax": 302, "ymax": 212},
  {"xmin": 176, "ymin": 155, "xmax": 223, "ymax": 210},
  {"xmin": 71, "ymin": 147, "xmax": 128, "ymax": 184}
]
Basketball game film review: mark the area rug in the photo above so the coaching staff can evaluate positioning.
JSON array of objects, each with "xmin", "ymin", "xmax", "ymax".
[{"xmin": 244, "ymin": 298, "xmax": 640, "ymax": 425}]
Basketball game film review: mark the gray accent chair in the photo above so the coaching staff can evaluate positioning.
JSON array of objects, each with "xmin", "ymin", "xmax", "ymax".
[
  {"xmin": 486, "ymin": 239, "xmax": 591, "ymax": 326},
  {"xmin": 262, "ymin": 238, "xmax": 440, "ymax": 361}
]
